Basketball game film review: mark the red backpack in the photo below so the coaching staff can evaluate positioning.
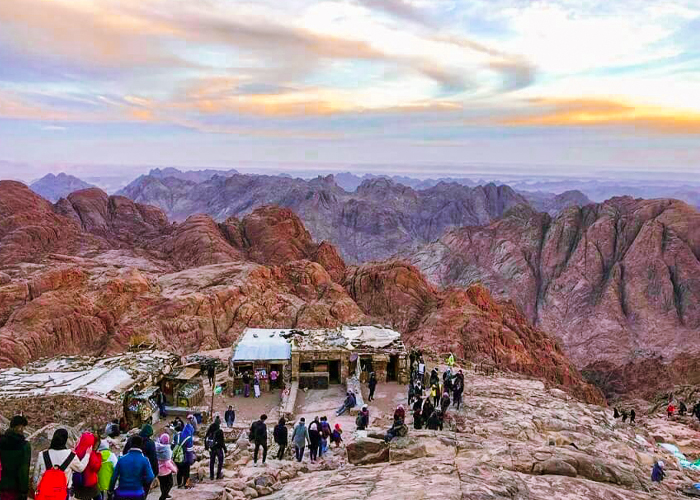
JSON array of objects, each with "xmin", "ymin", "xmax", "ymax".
[{"xmin": 36, "ymin": 451, "xmax": 75, "ymax": 500}]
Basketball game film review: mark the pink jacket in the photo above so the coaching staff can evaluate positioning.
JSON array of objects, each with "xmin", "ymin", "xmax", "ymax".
[{"xmin": 158, "ymin": 459, "xmax": 178, "ymax": 476}]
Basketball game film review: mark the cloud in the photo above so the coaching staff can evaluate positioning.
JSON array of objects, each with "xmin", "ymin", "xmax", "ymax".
[
  {"xmin": 354, "ymin": 0, "xmax": 433, "ymax": 26},
  {"xmin": 502, "ymin": 97, "xmax": 700, "ymax": 134}
]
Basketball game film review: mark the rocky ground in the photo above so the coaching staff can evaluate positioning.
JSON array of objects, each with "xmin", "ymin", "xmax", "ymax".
[{"xmin": 131, "ymin": 365, "xmax": 700, "ymax": 500}]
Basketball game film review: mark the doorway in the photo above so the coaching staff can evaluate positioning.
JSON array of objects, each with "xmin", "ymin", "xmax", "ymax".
[
  {"xmin": 387, "ymin": 355, "xmax": 398, "ymax": 382},
  {"xmin": 328, "ymin": 360, "xmax": 340, "ymax": 384}
]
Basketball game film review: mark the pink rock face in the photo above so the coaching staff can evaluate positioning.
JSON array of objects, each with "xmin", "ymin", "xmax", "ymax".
[
  {"xmin": 0, "ymin": 185, "xmax": 602, "ymax": 403},
  {"xmin": 409, "ymin": 197, "xmax": 700, "ymax": 398}
]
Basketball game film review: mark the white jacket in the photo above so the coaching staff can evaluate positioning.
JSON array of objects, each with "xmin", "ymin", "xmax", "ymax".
[{"xmin": 33, "ymin": 449, "xmax": 91, "ymax": 490}]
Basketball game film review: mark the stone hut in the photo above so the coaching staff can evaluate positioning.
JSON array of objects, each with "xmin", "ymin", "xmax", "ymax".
[{"xmin": 290, "ymin": 326, "xmax": 408, "ymax": 388}]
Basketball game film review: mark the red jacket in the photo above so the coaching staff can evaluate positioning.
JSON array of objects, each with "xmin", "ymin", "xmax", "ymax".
[{"xmin": 75, "ymin": 433, "xmax": 102, "ymax": 488}]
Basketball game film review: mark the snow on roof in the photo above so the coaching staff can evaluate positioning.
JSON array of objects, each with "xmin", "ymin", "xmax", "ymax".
[
  {"xmin": 0, "ymin": 350, "xmax": 178, "ymax": 400},
  {"xmin": 232, "ymin": 328, "xmax": 292, "ymax": 362},
  {"xmin": 291, "ymin": 326, "xmax": 404, "ymax": 352}
]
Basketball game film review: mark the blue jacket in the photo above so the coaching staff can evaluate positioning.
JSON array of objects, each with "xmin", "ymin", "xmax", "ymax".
[
  {"xmin": 109, "ymin": 449, "xmax": 155, "ymax": 496},
  {"xmin": 651, "ymin": 463, "xmax": 665, "ymax": 482}
]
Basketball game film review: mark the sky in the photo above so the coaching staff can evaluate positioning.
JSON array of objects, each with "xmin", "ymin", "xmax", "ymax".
[{"xmin": 1, "ymin": 0, "xmax": 699, "ymax": 178}]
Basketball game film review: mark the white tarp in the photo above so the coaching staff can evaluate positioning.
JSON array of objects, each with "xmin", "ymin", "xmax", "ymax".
[
  {"xmin": 232, "ymin": 329, "xmax": 292, "ymax": 362},
  {"xmin": 342, "ymin": 326, "xmax": 401, "ymax": 349}
]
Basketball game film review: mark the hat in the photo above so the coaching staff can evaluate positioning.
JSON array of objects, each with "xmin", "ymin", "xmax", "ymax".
[
  {"xmin": 140, "ymin": 424, "xmax": 154, "ymax": 437},
  {"xmin": 334, "ymin": 423, "xmax": 341, "ymax": 430},
  {"xmin": 187, "ymin": 414, "xmax": 194, "ymax": 420},
  {"xmin": 658, "ymin": 461, "xmax": 664, "ymax": 467},
  {"xmin": 159, "ymin": 433, "xmax": 170, "ymax": 445},
  {"xmin": 362, "ymin": 405, "xmax": 368, "ymax": 411},
  {"xmin": 97, "ymin": 440, "xmax": 110, "ymax": 452},
  {"xmin": 10, "ymin": 415, "xmax": 28, "ymax": 428}
]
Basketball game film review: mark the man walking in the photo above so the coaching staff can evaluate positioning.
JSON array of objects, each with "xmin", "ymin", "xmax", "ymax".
[{"xmin": 249, "ymin": 414, "xmax": 268, "ymax": 467}]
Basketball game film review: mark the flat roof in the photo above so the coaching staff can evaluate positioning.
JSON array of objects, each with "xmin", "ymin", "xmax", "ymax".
[
  {"xmin": 291, "ymin": 326, "xmax": 405, "ymax": 352},
  {"xmin": 232, "ymin": 328, "xmax": 292, "ymax": 362},
  {"xmin": 0, "ymin": 350, "xmax": 179, "ymax": 400}
]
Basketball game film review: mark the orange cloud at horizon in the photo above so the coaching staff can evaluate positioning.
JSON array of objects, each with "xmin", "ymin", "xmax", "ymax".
[{"xmin": 503, "ymin": 98, "xmax": 700, "ymax": 134}]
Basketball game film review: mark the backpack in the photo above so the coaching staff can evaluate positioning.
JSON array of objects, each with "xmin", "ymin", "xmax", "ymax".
[
  {"xmin": 36, "ymin": 451, "xmax": 75, "ymax": 500},
  {"xmin": 172, "ymin": 434, "xmax": 185, "ymax": 464},
  {"xmin": 97, "ymin": 450, "xmax": 115, "ymax": 491},
  {"xmin": 205, "ymin": 435, "xmax": 214, "ymax": 450}
]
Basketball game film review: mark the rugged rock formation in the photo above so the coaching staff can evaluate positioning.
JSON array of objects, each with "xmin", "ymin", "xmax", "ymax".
[
  {"xmin": 0, "ymin": 182, "xmax": 600, "ymax": 402},
  {"xmin": 409, "ymin": 197, "xmax": 700, "ymax": 398},
  {"xmin": 344, "ymin": 261, "xmax": 603, "ymax": 404},
  {"xmin": 29, "ymin": 173, "xmax": 94, "ymax": 202},
  {"xmin": 119, "ymin": 172, "xmax": 527, "ymax": 262},
  {"xmin": 265, "ymin": 370, "xmax": 699, "ymax": 499},
  {"xmin": 523, "ymin": 189, "xmax": 593, "ymax": 216}
]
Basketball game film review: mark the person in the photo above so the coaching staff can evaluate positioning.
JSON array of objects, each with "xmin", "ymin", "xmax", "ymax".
[
  {"xmin": 621, "ymin": 410, "xmax": 628, "ymax": 423},
  {"xmin": 171, "ymin": 417, "xmax": 184, "ymax": 433},
  {"xmin": 269, "ymin": 370, "xmax": 278, "ymax": 390},
  {"xmin": 307, "ymin": 418, "xmax": 321, "ymax": 462},
  {"xmin": 330, "ymin": 424, "xmax": 343, "ymax": 448},
  {"xmin": 417, "ymin": 358, "xmax": 426, "ymax": 381},
  {"xmin": 73, "ymin": 432, "xmax": 103, "ymax": 500},
  {"xmin": 97, "ymin": 440, "xmax": 118, "ymax": 500},
  {"xmin": 291, "ymin": 418, "xmax": 310, "ymax": 462},
  {"xmin": 33, "ymin": 428, "xmax": 92, "ymax": 500},
  {"xmin": 440, "ymin": 390, "xmax": 450, "ymax": 415},
  {"xmin": 155, "ymin": 391, "xmax": 167, "ymax": 419},
  {"xmin": 651, "ymin": 461, "xmax": 665, "ymax": 482},
  {"xmin": 430, "ymin": 367, "xmax": 439, "ymax": 388},
  {"xmin": 356, "ymin": 406, "xmax": 370, "ymax": 431},
  {"xmin": 447, "ymin": 352, "xmax": 455, "ymax": 368},
  {"xmin": 207, "ymin": 364, "xmax": 216, "ymax": 387},
  {"xmin": 208, "ymin": 422, "xmax": 226, "ymax": 480},
  {"xmin": 613, "ymin": 407, "xmax": 620, "ymax": 419},
  {"xmin": 336, "ymin": 391, "xmax": 356, "ymax": 416},
  {"xmin": 407, "ymin": 384, "xmax": 415, "ymax": 406},
  {"xmin": 667, "ymin": 403, "xmax": 675, "ymax": 419},
  {"xmin": 368, "ymin": 372, "xmax": 377, "ymax": 402},
  {"xmin": 205, "ymin": 415, "xmax": 221, "ymax": 450},
  {"xmin": 253, "ymin": 375, "xmax": 261, "ymax": 399},
  {"xmin": 394, "ymin": 405, "xmax": 406, "ymax": 422},
  {"xmin": 273, "ymin": 418, "xmax": 288, "ymax": 460},
  {"xmin": 630, "ymin": 409, "xmax": 636, "ymax": 424},
  {"xmin": 124, "ymin": 425, "xmax": 157, "ymax": 496},
  {"xmin": 427, "ymin": 411, "xmax": 441, "ymax": 431},
  {"xmin": 430, "ymin": 384, "xmax": 439, "ymax": 408},
  {"xmin": 249, "ymin": 414, "xmax": 268, "ymax": 467},
  {"xmin": 0, "ymin": 415, "xmax": 31, "ymax": 500},
  {"xmin": 680, "ymin": 401, "xmax": 688, "ymax": 416},
  {"xmin": 319, "ymin": 417, "xmax": 331, "ymax": 456},
  {"xmin": 412, "ymin": 398, "xmax": 423, "ymax": 430},
  {"xmin": 155, "ymin": 434, "xmax": 177, "ymax": 500},
  {"xmin": 242, "ymin": 371, "xmax": 251, "ymax": 398},
  {"xmin": 384, "ymin": 414, "xmax": 407, "ymax": 443},
  {"xmin": 422, "ymin": 398, "xmax": 434, "ymax": 426},
  {"xmin": 452, "ymin": 378, "xmax": 463, "ymax": 410},
  {"xmin": 173, "ymin": 418, "xmax": 194, "ymax": 489},
  {"xmin": 108, "ymin": 436, "xmax": 155, "ymax": 500},
  {"xmin": 105, "ymin": 420, "xmax": 120, "ymax": 439},
  {"xmin": 225, "ymin": 406, "xmax": 235, "ymax": 428}
]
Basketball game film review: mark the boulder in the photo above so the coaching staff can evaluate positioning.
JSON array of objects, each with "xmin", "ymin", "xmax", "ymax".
[
  {"xmin": 347, "ymin": 437, "xmax": 389, "ymax": 465},
  {"xmin": 532, "ymin": 458, "xmax": 578, "ymax": 477}
]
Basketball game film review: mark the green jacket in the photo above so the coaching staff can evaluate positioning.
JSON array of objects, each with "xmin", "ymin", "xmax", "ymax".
[{"xmin": 0, "ymin": 430, "xmax": 32, "ymax": 497}]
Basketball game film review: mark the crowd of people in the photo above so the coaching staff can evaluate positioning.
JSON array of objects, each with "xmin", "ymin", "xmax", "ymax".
[{"xmin": 2, "ymin": 351, "xmax": 678, "ymax": 499}]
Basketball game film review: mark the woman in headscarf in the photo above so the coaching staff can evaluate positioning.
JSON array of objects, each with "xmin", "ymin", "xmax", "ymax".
[
  {"xmin": 73, "ymin": 432, "xmax": 102, "ymax": 500},
  {"xmin": 33, "ymin": 429, "xmax": 92, "ymax": 498},
  {"xmin": 173, "ymin": 417, "xmax": 195, "ymax": 488}
]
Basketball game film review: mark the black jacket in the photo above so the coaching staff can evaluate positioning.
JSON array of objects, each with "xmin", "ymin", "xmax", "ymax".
[
  {"xmin": 368, "ymin": 377, "xmax": 377, "ymax": 390},
  {"xmin": 211, "ymin": 428, "xmax": 226, "ymax": 452},
  {"xmin": 0, "ymin": 430, "xmax": 31, "ymax": 498},
  {"xmin": 249, "ymin": 420, "xmax": 267, "ymax": 444},
  {"xmin": 225, "ymin": 410, "xmax": 235, "ymax": 423},
  {"xmin": 273, "ymin": 424, "xmax": 288, "ymax": 445}
]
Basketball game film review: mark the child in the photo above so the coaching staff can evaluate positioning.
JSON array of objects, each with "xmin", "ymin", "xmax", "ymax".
[
  {"xmin": 156, "ymin": 433, "xmax": 178, "ymax": 500},
  {"xmin": 330, "ymin": 424, "xmax": 343, "ymax": 447}
]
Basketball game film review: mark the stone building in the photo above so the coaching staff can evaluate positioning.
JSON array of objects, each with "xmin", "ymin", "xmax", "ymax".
[
  {"xmin": 0, "ymin": 349, "xmax": 179, "ymax": 428},
  {"xmin": 229, "ymin": 328, "xmax": 292, "ymax": 394},
  {"xmin": 290, "ymin": 326, "xmax": 408, "ymax": 388}
]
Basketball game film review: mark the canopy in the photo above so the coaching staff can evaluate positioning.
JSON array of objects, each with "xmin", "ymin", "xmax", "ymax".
[{"xmin": 232, "ymin": 329, "xmax": 292, "ymax": 362}]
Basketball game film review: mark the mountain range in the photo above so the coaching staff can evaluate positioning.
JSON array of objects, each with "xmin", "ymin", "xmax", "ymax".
[
  {"xmin": 0, "ymin": 180, "xmax": 602, "ymax": 403},
  {"xmin": 29, "ymin": 173, "xmax": 94, "ymax": 202}
]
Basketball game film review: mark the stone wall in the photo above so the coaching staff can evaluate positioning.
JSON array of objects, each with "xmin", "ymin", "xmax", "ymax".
[
  {"xmin": 291, "ymin": 350, "xmax": 349, "ymax": 383},
  {"xmin": 0, "ymin": 395, "xmax": 121, "ymax": 430}
]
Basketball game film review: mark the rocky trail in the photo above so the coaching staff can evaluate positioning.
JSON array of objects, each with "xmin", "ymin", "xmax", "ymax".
[{"xmin": 139, "ymin": 365, "xmax": 700, "ymax": 500}]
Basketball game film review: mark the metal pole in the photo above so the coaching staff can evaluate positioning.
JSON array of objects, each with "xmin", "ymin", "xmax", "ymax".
[{"xmin": 210, "ymin": 366, "xmax": 216, "ymax": 420}]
